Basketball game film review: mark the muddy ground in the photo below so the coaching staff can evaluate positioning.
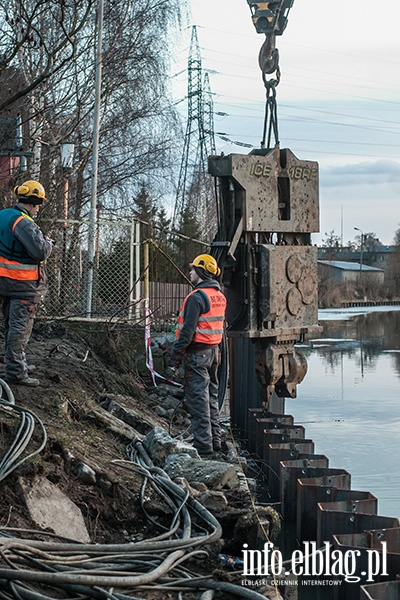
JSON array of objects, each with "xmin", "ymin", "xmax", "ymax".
[{"xmin": 0, "ymin": 319, "xmax": 175, "ymax": 541}]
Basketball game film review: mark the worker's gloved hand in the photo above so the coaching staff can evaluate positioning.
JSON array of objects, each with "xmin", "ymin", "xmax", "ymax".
[{"xmin": 165, "ymin": 366, "xmax": 177, "ymax": 379}]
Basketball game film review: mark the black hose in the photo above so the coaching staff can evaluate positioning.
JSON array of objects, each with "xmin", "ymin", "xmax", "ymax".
[
  {"xmin": 175, "ymin": 577, "xmax": 271, "ymax": 600},
  {"xmin": 217, "ymin": 331, "xmax": 228, "ymax": 410},
  {"xmin": 0, "ymin": 379, "xmax": 15, "ymax": 405},
  {"xmin": 0, "ymin": 399, "xmax": 47, "ymax": 482}
]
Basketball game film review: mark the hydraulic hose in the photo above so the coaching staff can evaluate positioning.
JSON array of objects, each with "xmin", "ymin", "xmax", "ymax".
[
  {"xmin": 175, "ymin": 578, "xmax": 271, "ymax": 600},
  {"xmin": 0, "ymin": 550, "xmax": 186, "ymax": 587},
  {"xmin": 0, "ymin": 420, "xmax": 262, "ymax": 599},
  {"xmin": 0, "ymin": 379, "xmax": 15, "ymax": 405}
]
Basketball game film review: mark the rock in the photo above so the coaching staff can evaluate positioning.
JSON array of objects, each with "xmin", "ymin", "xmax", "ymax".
[
  {"xmin": 237, "ymin": 472, "xmax": 257, "ymax": 494},
  {"xmin": 146, "ymin": 385, "xmax": 183, "ymax": 410},
  {"xmin": 263, "ymin": 587, "xmax": 284, "ymax": 599},
  {"xmin": 97, "ymin": 474, "xmax": 113, "ymax": 492},
  {"xmin": 190, "ymin": 481, "xmax": 208, "ymax": 493},
  {"xmin": 76, "ymin": 462, "xmax": 97, "ymax": 485},
  {"xmin": 17, "ymin": 476, "xmax": 91, "ymax": 542},
  {"xmin": 159, "ymin": 396, "xmax": 182, "ymax": 410},
  {"xmin": 154, "ymin": 405, "xmax": 167, "ymax": 417},
  {"xmin": 143, "ymin": 427, "xmax": 198, "ymax": 465},
  {"xmin": 164, "ymin": 454, "xmax": 240, "ymax": 490},
  {"xmin": 165, "ymin": 408, "xmax": 176, "ymax": 419},
  {"xmin": 275, "ymin": 571, "xmax": 298, "ymax": 600},
  {"xmin": 147, "ymin": 384, "xmax": 171, "ymax": 401},
  {"xmin": 199, "ymin": 490, "xmax": 228, "ymax": 512},
  {"xmin": 99, "ymin": 394, "xmax": 166, "ymax": 434},
  {"xmin": 227, "ymin": 451, "xmax": 248, "ymax": 470},
  {"xmin": 173, "ymin": 477, "xmax": 204, "ymax": 498},
  {"xmin": 233, "ymin": 505, "xmax": 281, "ymax": 549}
]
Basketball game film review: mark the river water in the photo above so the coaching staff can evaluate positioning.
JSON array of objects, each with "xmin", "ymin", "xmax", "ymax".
[{"xmin": 286, "ymin": 306, "xmax": 400, "ymax": 521}]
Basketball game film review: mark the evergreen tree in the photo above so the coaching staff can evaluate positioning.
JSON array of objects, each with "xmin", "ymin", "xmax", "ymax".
[{"xmin": 173, "ymin": 205, "xmax": 206, "ymax": 278}]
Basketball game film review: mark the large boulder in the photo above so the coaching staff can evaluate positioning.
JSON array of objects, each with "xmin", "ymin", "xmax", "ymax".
[
  {"xmin": 164, "ymin": 454, "xmax": 239, "ymax": 490},
  {"xmin": 17, "ymin": 476, "xmax": 91, "ymax": 542}
]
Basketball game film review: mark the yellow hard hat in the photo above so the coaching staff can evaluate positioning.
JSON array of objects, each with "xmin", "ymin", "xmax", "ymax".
[
  {"xmin": 14, "ymin": 180, "xmax": 47, "ymax": 204},
  {"xmin": 190, "ymin": 254, "xmax": 221, "ymax": 276}
]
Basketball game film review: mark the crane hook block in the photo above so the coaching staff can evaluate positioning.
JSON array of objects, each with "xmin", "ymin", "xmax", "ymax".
[{"xmin": 246, "ymin": 1, "xmax": 294, "ymax": 36}]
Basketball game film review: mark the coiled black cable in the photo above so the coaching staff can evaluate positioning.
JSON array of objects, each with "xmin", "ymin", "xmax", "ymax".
[{"xmin": 0, "ymin": 380, "xmax": 47, "ymax": 483}]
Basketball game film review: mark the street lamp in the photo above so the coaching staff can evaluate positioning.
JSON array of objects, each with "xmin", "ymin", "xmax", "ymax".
[
  {"xmin": 60, "ymin": 144, "xmax": 75, "ymax": 307},
  {"xmin": 354, "ymin": 227, "xmax": 364, "ymax": 276}
]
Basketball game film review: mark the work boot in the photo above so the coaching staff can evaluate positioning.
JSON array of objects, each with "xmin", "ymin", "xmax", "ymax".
[
  {"xmin": 196, "ymin": 446, "xmax": 214, "ymax": 457},
  {"xmin": 6, "ymin": 376, "xmax": 40, "ymax": 387}
]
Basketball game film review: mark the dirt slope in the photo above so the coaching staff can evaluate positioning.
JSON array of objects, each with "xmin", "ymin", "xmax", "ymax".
[{"xmin": 0, "ymin": 319, "xmax": 168, "ymax": 543}]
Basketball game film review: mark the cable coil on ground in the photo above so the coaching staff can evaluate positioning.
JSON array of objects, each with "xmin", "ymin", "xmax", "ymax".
[
  {"xmin": 0, "ymin": 379, "xmax": 47, "ymax": 483},
  {"xmin": 0, "ymin": 434, "xmax": 268, "ymax": 600}
]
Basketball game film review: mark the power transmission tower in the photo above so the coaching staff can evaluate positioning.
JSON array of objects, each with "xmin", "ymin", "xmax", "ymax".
[{"xmin": 173, "ymin": 26, "xmax": 217, "ymax": 241}]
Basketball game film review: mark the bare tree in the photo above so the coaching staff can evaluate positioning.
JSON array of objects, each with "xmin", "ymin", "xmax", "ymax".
[
  {"xmin": 0, "ymin": 0, "xmax": 186, "ymax": 315},
  {"xmin": 1, "ymin": 0, "xmax": 184, "ymax": 203},
  {"xmin": 321, "ymin": 230, "xmax": 341, "ymax": 248}
]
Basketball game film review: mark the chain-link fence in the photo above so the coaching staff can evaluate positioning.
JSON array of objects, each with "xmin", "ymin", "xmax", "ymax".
[{"xmin": 40, "ymin": 218, "xmax": 193, "ymax": 328}]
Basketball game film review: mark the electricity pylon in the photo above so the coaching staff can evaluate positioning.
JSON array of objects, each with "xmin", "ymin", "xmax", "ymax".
[{"xmin": 173, "ymin": 26, "xmax": 217, "ymax": 241}]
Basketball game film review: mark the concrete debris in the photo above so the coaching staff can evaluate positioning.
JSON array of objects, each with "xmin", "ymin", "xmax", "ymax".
[
  {"xmin": 232, "ymin": 505, "xmax": 282, "ymax": 549},
  {"xmin": 199, "ymin": 490, "xmax": 228, "ymax": 512},
  {"xmin": 17, "ymin": 476, "xmax": 91, "ymax": 543},
  {"xmin": 143, "ymin": 426, "xmax": 198, "ymax": 465},
  {"xmin": 173, "ymin": 477, "xmax": 205, "ymax": 498},
  {"xmin": 189, "ymin": 480, "xmax": 208, "ymax": 494},
  {"xmin": 164, "ymin": 453, "xmax": 240, "ymax": 490}
]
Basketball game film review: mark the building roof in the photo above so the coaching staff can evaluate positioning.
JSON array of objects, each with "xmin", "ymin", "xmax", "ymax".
[{"xmin": 318, "ymin": 260, "xmax": 384, "ymax": 272}]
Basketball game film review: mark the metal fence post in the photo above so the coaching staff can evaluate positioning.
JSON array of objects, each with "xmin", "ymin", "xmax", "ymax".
[
  {"xmin": 143, "ymin": 240, "xmax": 149, "ymax": 320},
  {"xmin": 86, "ymin": 0, "xmax": 104, "ymax": 317},
  {"xmin": 128, "ymin": 219, "xmax": 141, "ymax": 320},
  {"xmin": 135, "ymin": 221, "xmax": 141, "ymax": 321}
]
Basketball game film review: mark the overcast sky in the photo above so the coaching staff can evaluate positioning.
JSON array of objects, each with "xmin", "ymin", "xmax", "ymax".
[{"xmin": 170, "ymin": 0, "xmax": 400, "ymax": 246}]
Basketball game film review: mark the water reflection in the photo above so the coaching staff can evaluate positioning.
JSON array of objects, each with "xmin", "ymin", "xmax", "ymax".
[{"xmin": 287, "ymin": 307, "xmax": 400, "ymax": 519}]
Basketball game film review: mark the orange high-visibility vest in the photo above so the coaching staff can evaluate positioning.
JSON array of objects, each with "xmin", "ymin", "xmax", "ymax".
[
  {"xmin": 0, "ymin": 212, "xmax": 41, "ymax": 281},
  {"xmin": 175, "ymin": 287, "xmax": 226, "ymax": 344},
  {"xmin": 0, "ymin": 256, "xmax": 40, "ymax": 280}
]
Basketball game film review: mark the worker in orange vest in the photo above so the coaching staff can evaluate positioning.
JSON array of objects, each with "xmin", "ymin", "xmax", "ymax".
[
  {"xmin": 0, "ymin": 180, "xmax": 54, "ymax": 386},
  {"xmin": 169, "ymin": 254, "xmax": 227, "ymax": 456}
]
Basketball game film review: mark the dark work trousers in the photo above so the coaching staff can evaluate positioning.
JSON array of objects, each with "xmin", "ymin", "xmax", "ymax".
[
  {"xmin": 2, "ymin": 297, "xmax": 37, "ymax": 381},
  {"xmin": 183, "ymin": 347, "xmax": 221, "ymax": 452}
]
